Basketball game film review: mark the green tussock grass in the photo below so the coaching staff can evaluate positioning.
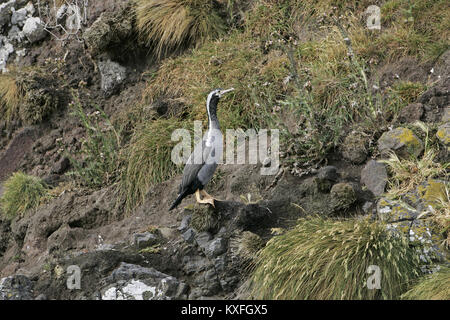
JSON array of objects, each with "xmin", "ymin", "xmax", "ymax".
[
  {"xmin": 401, "ymin": 266, "xmax": 450, "ymax": 300},
  {"xmin": 135, "ymin": 0, "xmax": 226, "ymax": 58},
  {"xmin": 121, "ymin": 118, "xmax": 187, "ymax": 212},
  {"xmin": 248, "ymin": 216, "xmax": 422, "ymax": 300},
  {"xmin": 0, "ymin": 172, "xmax": 49, "ymax": 220}
]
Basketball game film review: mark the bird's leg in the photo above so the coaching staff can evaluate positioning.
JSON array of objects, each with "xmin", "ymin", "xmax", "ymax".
[
  {"xmin": 200, "ymin": 190, "xmax": 218, "ymax": 206},
  {"xmin": 195, "ymin": 189, "xmax": 215, "ymax": 208},
  {"xmin": 195, "ymin": 189, "xmax": 202, "ymax": 203}
]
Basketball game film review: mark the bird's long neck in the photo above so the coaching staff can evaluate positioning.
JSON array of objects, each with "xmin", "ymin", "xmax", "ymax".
[{"xmin": 207, "ymin": 96, "xmax": 220, "ymax": 131}]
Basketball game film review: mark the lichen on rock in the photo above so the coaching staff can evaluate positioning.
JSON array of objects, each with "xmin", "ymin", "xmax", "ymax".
[{"xmin": 378, "ymin": 127, "xmax": 424, "ymax": 158}]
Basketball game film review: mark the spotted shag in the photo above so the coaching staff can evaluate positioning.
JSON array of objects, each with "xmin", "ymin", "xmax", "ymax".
[{"xmin": 169, "ymin": 88, "xmax": 234, "ymax": 211}]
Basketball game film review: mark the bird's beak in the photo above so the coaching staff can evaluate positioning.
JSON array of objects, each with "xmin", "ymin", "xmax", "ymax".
[{"xmin": 219, "ymin": 88, "xmax": 234, "ymax": 96}]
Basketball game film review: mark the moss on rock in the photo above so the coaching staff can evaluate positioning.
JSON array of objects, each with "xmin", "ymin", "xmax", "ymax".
[{"xmin": 330, "ymin": 182, "xmax": 357, "ymax": 212}]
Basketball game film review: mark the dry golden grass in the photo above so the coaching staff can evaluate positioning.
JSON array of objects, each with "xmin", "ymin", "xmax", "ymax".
[
  {"xmin": 135, "ymin": 0, "xmax": 226, "ymax": 58},
  {"xmin": 402, "ymin": 266, "xmax": 450, "ymax": 300},
  {"xmin": 0, "ymin": 73, "xmax": 22, "ymax": 123},
  {"xmin": 381, "ymin": 150, "xmax": 448, "ymax": 198},
  {"xmin": 380, "ymin": 122, "xmax": 449, "ymax": 199}
]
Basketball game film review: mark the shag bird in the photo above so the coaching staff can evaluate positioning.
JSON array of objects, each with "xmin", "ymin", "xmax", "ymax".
[{"xmin": 169, "ymin": 88, "xmax": 234, "ymax": 211}]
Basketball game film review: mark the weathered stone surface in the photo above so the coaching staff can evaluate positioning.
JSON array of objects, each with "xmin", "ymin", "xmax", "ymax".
[
  {"xmin": 11, "ymin": 7, "xmax": 27, "ymax": 26},
  {"xmin": 182, "ymin": 256, "xmax": 209, "ymax": 275},
  {"xmin": 414, "ymin": 179, "xmax": 448, "ymax": 211},
  {"xmin": 442, "ymin": 107, "xmax": 450, "ymax": 122},
  {"xmin": 97, "ymin": 57, "xmax": 126, "ymax": 96},
  {"xmin": 134, "ymin": 232, "xmax": 159, "ymax": 249},
  {"xmin": 436, "ymin": 122, "xmax": 450, "ymax": 146},
  {"xmin": 0, "ymin": 37, "xmax": 14, "ymax": 72},
  {"xmin": 82, "ymin": 15, "xmax": 112, "ymax": 55},
  {"xmin": 315, "ymin": 165, "xmax": 339, "ymax": 192},
  {"xmin": 317, "ymin": 166, "xmax": 339, "ymax": 182},
  {"xmin": 51, "ymin": 156, "xmax": 70, "ymax": 174},
  {"xmin": 205, "ymin": 237, "xmax": 227, "ymax": 258},
  {"xmin": 398, "ymin": 103, "xmax": 424, "ymax": 123},
  {"xmin": 0, "ymin": 0, "xmax": 15, "ymax": 28},
  {"xmin": 330, "ymin": 183, "xmax": 357, "ymax": 211},
  {"xmin": 377, "ymin": 180, "xmax": 448, "ymax": 264},
  {"xmin": 47, "ymin": 225, "xmax": 86, "ymax": 253},
  {"xmin": 0, "ymin": 275, "xmax": 34, "ymax": 300},
  {"xmin": 195, "ymin": 231, "xmax": 212, "ymax": 251},
  {"xmin": 360, "ymin": 160, "xmax": 388, "ymax": 196},
  {"xmin": 101, "ymin": 263, "xmax": 186, "ymax": 300},
  {"xmin": 22, "ymin": 17, "xmax": 46, "ymax": 43},
  {"xmin": 182, "ymin": 228, "xmax": 195, "ymax": 243},
  {"xmin": 378, "ymin": 127, "xmax": 423, "ymax": 158},
  {"xmin": 82, "ymin": 8, "xmax": 133, "ymax": 56},
  {"xmin": 341, "ymin": 132, "xmax": 368, "ymax": 164},
  {"xmin": 178, "ymin": 215, "xmax": 191, "ymax": 232}
]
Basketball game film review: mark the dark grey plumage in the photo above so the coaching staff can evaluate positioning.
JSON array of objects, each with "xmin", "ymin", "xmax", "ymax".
[{"xmin": 169, "ymin": 88, "xmax": 233, "ymax": 211}]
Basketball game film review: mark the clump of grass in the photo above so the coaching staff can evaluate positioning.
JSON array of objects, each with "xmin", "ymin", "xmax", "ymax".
[
  {"xmin": 230, "ymin": 231, "xmax": 264, "ymax": 263},
  {"xmin": 66, "ymin": 93, "xmax": 122, "ymax": 188},
  {"xmin": 348, "ymin": 0, "xmax": 449, "ymax": 63},
  {"xmin": 135, "ymin": 0, "xmax": 226, "ymax": 58},
  {"xmin": 0, "ymin": 72, "xmax": 22, "ymax": 124},
  {"xmin": 274, "ymin": 30, "xmax": 378, "ymax": 166},
  {"xmin": 139, "ymin": 244, "xmax": 161, "ymax": 254},
  {"xmin": 426, "ymin": 183, "xmax": 450, "ymax": 250},
  {"xmin": 389, "ymin": 81, "xmax": 425, "ymax": 106},
  {"xmin": 1, "ymin": 66, "xmax": 61, "ymax": 125},
  {"xmin": 248, "ymin": 216, "xmax": 422, "ymax": 299},
  {"xmin": 190, "ymin": 205, "xmax": 219, "ymax": 232},
  {"xmin": 0, "ymin": 172, "xmax": 49, "ymax": 220},
  {"xmin": 381, "ymin": 150, "xmax": 447, "ymax": 198},
  {"xmin": 121, "ymin": 118, "xmax": 186, "ymax": 212},
  {"xmin": 401, "ymin": 266, "xmax": 450, "ymax": 300},
  {"xmin": 380, "ymin": 122, "xmax": 448, "ymax": 198}
]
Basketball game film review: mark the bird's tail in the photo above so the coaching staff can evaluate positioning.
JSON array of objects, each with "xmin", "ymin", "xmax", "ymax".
[{"xmin": 169, "ymin": 190, "xmax": 188, "ymax": 211}]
